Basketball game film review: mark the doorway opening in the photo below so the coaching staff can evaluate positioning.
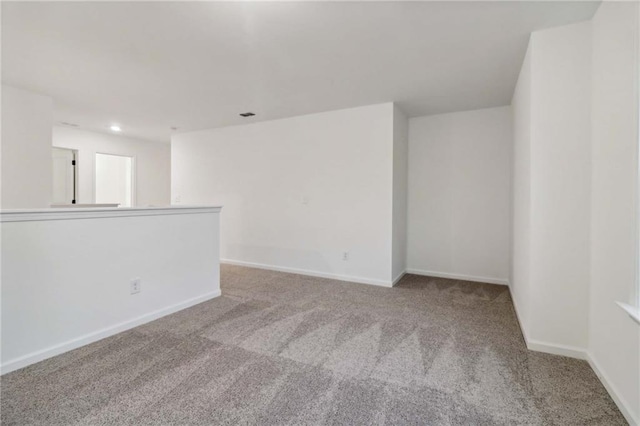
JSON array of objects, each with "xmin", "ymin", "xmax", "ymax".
[
  {"xmin": 52, "ymin": 147, "xmax": 77, "ymax": 205},
  {"xmin": 95, "ymin": 153, "xmax": 134, "ymax": 207}
]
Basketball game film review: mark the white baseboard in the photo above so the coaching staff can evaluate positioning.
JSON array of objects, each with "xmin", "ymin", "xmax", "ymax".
[
  {"xmin": 1, "ymin": 290, "xmax": 221, "ymax": 375},
  {"xmin": 587, "ymin": 354, "xmax": 639, "ymax": 426},
  {"xmin": 509, "ymin": 284, "xmax": 636, "ymax": 424},
  {"xmin": 525, "ymin": 339, "xmax": 587, "ymax": 360},
  {"xmin": 509, "ymin": 286, "xmax": 587, "ymax": 360},
  {"xmin": 391, "ymin": 271, "xmax": 406, "ymax": 286},
  {"xmin": 405, "ymin": 268, "xmax": 509, "ymax": 286},
  {"xmin": 221, "ymin": 258, "xmax": 393, "ymax": 288}
]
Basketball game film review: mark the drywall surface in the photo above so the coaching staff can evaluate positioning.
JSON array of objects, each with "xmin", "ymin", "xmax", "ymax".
[
  {"xmin": 510, "ymin": 21, "xmax": 592, "ymax": 353},
  {"xmin": 52, "ymin": 126, "xmax": 170, "ymax": 206},
  {"xmin": 589, "ymin": 1, "xmax": 640, "ymax": 423},
  {"xmin": 172, "ymin": 103, "xmax": 395, "ymax": 286},
  {"xmin": 407, "ymin": 106, "xmax": 512, "ymax": 284},
  {"xmin": 392, "ymin": 105, "xmax": 409, "ymax": 283},
  {"xmin": 1, "ymin": 85, "xmax": 53, "ymax": 208},
  {"xmin": 530, "ymin": 21, "xmax": 592, "ymax": 349},
  {"xmin": 1, "ymin": 207, "xmax": 221, "ymax": 374},
  {"xmin": 510, "ymin": 46, "xmax": 533, "ymax": 332},
  {"xmin": 511, "ymin": 9, "xmax": 639, "ymax": 422}
]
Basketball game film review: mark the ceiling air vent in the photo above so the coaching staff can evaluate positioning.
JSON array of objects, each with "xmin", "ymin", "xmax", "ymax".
[
  {"xmin": 239, "ymin": 112, "xmax": 255, "ymax": 117},
  {"xmin": 59, "ymin": 121, "xmax": 79, "ymax": 127}
]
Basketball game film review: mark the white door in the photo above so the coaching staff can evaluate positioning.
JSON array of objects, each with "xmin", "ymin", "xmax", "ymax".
[
  {"xmin": 52, "ymin": 148, "xmax": 76, "ymax": 205},
  {"xmin": 95, "ymin": 153, "xmax": 133, "ymax": 207}
]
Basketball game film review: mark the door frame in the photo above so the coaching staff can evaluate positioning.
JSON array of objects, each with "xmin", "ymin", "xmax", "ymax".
[
  {"xmin": 93, "ymin": 152, "xmax": 137, "ymax": 207},
  {"xmin": 51, "ymin": 147, "xmax": 78, "ymax": 205}
]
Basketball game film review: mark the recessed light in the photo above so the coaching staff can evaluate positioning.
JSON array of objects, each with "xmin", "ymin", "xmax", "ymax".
[
  {"xmin": 239, "ymin": 112, "xmax": 255, "ymax": 117},
  {"xmin": 110, "ymin": 125, "xmax": 122, "ymax": 132}
]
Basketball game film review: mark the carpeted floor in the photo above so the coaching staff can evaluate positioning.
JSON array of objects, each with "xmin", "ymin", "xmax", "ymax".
[{"xmin": 1, "ymin": 264, "xmax": 626, "ymax": 425}]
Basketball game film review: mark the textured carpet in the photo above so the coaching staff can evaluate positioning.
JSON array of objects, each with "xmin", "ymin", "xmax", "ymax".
[{"xmin": 1, "ymin": 264, "xmax": 626, "ymax": 425}]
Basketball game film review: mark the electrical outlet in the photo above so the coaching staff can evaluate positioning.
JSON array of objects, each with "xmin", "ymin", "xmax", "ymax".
[
  {"xmin": 130, "ymin": 278, "xmax": 141, "ymax": 294},
  {"xmin": 343, "ymin": 251, "xmax": 349, "ymax": 261}
]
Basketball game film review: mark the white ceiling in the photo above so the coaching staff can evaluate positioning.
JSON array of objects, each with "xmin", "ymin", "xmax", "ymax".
[{"xmin": 2, "ymin": 1, "xmax": 599, "ymax": 143}]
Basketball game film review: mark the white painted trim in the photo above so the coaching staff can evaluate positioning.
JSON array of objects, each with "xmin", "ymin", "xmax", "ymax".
[
  {"xmin": 50, "ymin": 204, "xmax": 120, "ymax": 208},
  {"xmin": 587, "ymin": 353, "xmax": 639, "ymax": 426},
  {"xmin": 517, "ymin": 331, "xmax": 639, "ymax": 424},
  {"xmin": 94, "ymin": 151, "xmax": 138, "ymax": 207},
  {"xmin": 509, "ymin": 286, "xmax": 530, "ymax": 342},
  {"xmin": 508, "ymin": 287, "xmax": 637, "ymax": 423},
  {"xmin": 391, "ymin": 271, "xmax": 406, "ymax": 287},
  {"xmin": 221, "ymin": 258, "xmax": 393, "ymax": 288},
  {"xmin": 525, "ymin": 339, "xmax": 587, "ymax": 360},
  {"xmin": 405, "ymin": 268, "xmax": 509, "ymax": 286},
  {"xmin": 616, "ymin": 301, "xmax": 640, "ymax": 325},
  {"xmin": 0, "ymin": 205, "xmax": 222, "ymax": 222},
  {"xmin": 1, "ymin": 290, "xmax": 221, "ymax": 375},
  {"xmin": 509, "ymin": 284, "xmax": 587, "ymax": 360},
  {"xmin": 51, "ymin": 146, "xmax": 79, "ymax": 206},
  {"xmin": 634, "ymin": 0, "xmax": 640, "ymax": 318}
]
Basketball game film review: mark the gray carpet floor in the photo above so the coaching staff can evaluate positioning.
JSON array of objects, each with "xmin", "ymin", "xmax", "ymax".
[{"xmin": 1, "ymin": 265, "xmax": 626, "ymax": 425}]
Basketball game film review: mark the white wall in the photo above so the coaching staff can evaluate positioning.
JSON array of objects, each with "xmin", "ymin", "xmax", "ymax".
[
  {"xmin": 407, "ymin": 106, "xmax": 512, "ymax": 285},
  {"xmin": 392, "ymin": 105, "xmax": 409, "ymax": 283},
  {"xmin": 510, "ymin": 47, "xmax": 533, "ymax": 332},
  {"xmin": 172, "ymin": 103, "xmax": 396, "ymax": 286},
  {"xmin": 511, "ymin": 8, "xmax": 639, "ymax": 422},
  {"xmin": 589, "ymin": 1, "xmax": 640, "ymax": 423},
  {"xmin": 510, "ymin": 21, "xmax": 592, "ymax": 354},
  {"xmin": 1, "ymin": 206, "xmax": 221, "ymax": 374},
  {"xmin": 1, "ymin": 85, "xmax": 53, "ymax": 208},
  {"xmin": 531, "ymin": 21, "xmax": 592, "ymax": 350},
  {"xmin": 52, "ymin": 126, "xmax": 171, "ymax": 207}
]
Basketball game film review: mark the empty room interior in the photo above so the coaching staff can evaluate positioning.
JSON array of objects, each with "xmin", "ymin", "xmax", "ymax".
[{"xmin": 1, "ymin": 1, "xmax": 640, "ymax": 425}]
